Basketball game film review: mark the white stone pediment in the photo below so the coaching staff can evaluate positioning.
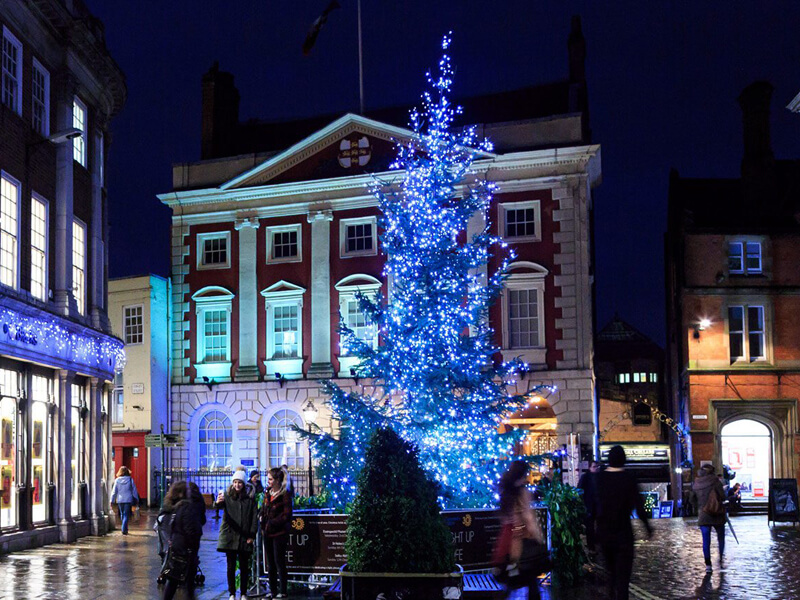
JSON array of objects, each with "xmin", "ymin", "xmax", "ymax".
[
  {"xmin": 260, "ymin": 280, "xmax": 307, "ymax": 299},
  {"xmin": 222, "ymin": 114, "xmax": 416, "ymax": 191}
]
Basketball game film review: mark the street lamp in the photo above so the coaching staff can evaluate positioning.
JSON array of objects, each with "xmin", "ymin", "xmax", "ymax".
[{"xmin": 303, "ymin": 400, "xmax": 319, "ymax": 496}]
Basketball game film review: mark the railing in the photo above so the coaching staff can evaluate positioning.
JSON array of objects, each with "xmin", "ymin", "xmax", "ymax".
[{"xmin": 153, "ymin": 468, "xmax": 323, "ymax": 504}]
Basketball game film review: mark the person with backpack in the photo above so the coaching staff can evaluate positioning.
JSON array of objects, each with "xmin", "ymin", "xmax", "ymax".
[{"xmin": 692, "ymin": 464, "xmax": 726, "ymax": 572}]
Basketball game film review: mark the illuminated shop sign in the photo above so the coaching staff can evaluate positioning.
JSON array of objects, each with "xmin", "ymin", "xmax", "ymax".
[{"xmin": 600, "ymin": 444, "xmax": 670, "ymax": 463}]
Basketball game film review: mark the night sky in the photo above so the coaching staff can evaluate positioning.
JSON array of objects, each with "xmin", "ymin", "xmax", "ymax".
[{"xmin": 86, "ymin": 1, "xmax": 800, "ymax": 345}]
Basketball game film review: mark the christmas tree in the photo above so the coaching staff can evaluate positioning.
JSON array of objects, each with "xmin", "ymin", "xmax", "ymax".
[{"xmin": 306, "ymin": 35, "xmax": 549, "ymax": 509}]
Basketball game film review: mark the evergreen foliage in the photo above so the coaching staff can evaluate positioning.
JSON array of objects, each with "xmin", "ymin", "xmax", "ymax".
[
  {"xmin": 345, "ymin": 428, "xmax": 455, "ymax": 574},
  {"xmin": 302, "ymin": 35, "xmax": 551, "ymax": 510}
]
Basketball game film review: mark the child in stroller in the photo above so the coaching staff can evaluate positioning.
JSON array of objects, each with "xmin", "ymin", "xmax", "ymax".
[{"xmin": 156, "ymin": 491, "xmax": 206, "ymax": 587}]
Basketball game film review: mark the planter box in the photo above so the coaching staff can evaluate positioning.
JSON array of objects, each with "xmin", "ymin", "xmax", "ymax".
[{"xmin": 340, "ymin": 563, "xmax": 464, "ymax": 600}]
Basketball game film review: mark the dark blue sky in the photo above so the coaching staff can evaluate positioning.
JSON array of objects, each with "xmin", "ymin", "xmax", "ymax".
[{"xmin": 87, "ymin": 1, "xmax": 800, "ymax": 344}]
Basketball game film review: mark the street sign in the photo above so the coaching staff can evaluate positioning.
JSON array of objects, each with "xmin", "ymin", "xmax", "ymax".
[{"xmin": 145, "ymin": 433, "xmax": 185, "ymax": 448}]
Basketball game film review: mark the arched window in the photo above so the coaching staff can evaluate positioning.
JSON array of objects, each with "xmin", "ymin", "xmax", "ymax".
[
  {"xmin": 198, "ymin": 410, "xmax": 233, "ymax": 470},
  {"xmin": 268, "ymin": 409, "xmax": 304, "ymax": 468}
]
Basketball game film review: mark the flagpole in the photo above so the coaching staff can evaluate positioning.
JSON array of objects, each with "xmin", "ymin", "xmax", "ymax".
[{"xmin": 357, "ymin": 0, "xmax": 365, "ymax": 114}]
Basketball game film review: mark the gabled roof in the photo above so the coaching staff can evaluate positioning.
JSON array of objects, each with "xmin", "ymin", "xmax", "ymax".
[{"xmin": 221, "ymin": 113, "xmax": 416, "ymax": 191}]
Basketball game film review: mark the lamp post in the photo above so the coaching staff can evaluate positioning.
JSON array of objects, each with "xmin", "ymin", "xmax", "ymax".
[{"xmin": 303, "ymin": 400, "xmax": 319, "ymax": 496}]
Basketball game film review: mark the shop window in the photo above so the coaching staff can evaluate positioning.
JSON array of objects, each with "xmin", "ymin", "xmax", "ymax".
[
  {"xmin": 0, "ymin": 368, "xmax": 18, "ymax": 528},
  {"xmin": 268, "ymin": 409, "xmax": 304, "ymax": 468},
  {"xmin": 31, "ymin": 375, "xmax": 51, "ymax": 524},
  {"xmin": 70, "ymin": 383, "xmax": 86, "ymax": 519}
]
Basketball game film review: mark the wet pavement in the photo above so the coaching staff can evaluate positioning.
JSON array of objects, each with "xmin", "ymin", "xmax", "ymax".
[{"xmin": 0, "ymin": 512, "xmax": 796, "ymax": 599}]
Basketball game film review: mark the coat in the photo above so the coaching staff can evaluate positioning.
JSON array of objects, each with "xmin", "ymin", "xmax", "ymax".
[
  {"xmin": 111, "ymin": 475, "xmax": 139, "ymax": 504},
  {"xmin": 165, "ymin": 496, "xmax": 207, "ymax": 554},
  {"xmin": 215, "ymin": 490, "xmax": 258, "ymax": 553},
  {"xmin": 594, "ymin": 468, "xmax": 652, "ymax": 545},
  {"xmin": 260, "ymin": 489, "xmax": 293, "ymax": 538},
  {"xmin": 692, "ymin": 472, "xmax": 727, "ymax": 526}
]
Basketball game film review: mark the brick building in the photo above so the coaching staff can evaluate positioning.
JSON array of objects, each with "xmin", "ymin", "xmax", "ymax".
[
  {"xmin": 0, "ymin": 1, "xmax": 125, "ymax": 551},
  {"xmin": 159, "ymin": 19, "xmax": 601, "ymax": 486},
  {"xmin": 666, "ymin": 81, "xmax": 800, "ymax": 504}
]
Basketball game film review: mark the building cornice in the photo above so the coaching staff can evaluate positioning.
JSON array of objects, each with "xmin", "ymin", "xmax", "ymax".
[{"xmin": 160, "ymin": 144, "xmax": 601, "ymax": 225}]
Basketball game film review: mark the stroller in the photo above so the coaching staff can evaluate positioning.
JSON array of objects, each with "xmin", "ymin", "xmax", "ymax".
[{"xmin": 155, "ymin": 511, "xmax": 206, "ymax": 586}]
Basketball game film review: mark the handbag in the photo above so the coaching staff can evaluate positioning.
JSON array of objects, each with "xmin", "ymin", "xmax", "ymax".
[{"xmin": 162, "ymin": 547, "xmax": 190, "ymax": 583}]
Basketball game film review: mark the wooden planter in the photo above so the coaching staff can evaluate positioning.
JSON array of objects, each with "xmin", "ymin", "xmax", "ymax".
[{"xmin": 340, "ymin": 563, "xmax": 464, "ymax": 600}]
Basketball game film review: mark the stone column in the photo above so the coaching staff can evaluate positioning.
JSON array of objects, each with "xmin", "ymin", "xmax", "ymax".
[
  {"xmin": 306, "ymin": 210, "xmax": 334, "ymax": 378},
  {"xmin": 88, "ymin": 378, "xmax": 106, "ymax": 535},
  {"xmin": 55, "ymin": 370, "xmax": 75, "ymax": 543},
  {"xmin": 90, "ymin": 123, "xmax": 108, "ymax": 331},
  {"xmin": 234, "ymin": 217, "xmax": 261, "ymax": 381},
  {"xmin": 53, "ymin": 74, "xmax": 76, "ymax": 316}
]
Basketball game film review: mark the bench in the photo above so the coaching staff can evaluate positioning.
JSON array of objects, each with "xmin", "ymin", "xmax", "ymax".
[{"xmin": 323, "ymin": 572, "xmax": 502, "ymax": 599}]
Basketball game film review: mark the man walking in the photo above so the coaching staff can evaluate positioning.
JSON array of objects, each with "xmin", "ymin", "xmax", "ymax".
[{"xmin": 595, "ymin": 445, "xmax": 653, "ymax": 600}]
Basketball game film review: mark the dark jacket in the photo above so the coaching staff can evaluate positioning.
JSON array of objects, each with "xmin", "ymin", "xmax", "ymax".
[
  {"xmin": 216, "ymin": 489, "xmax": 259, "ymax": 552},
  {"xmin": 260, "ymin": 489, "xmax": 293, "ymax": 538},
  {"xmin": 595, "ymin": 468, "xmax": 652, "ymax": 544},
  {"xmin": 692, "ymin": 471, "xmax": 727, "ymax": 526},
  {"xmin": 578, "ymin": 471, "xmax": 598, "ymax": 516},
  {"xmin": 167, "ymin": 496, "xmax": 207, "ymax": 553}
]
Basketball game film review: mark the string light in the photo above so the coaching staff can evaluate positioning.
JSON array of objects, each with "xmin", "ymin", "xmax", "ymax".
[
  {"xmin": 302, "ymin": 36, "xmax": 550, "ymax": 510},
  {"xmin": 0, "ymin": 306, "xmax": 125, "ymax": 373}
]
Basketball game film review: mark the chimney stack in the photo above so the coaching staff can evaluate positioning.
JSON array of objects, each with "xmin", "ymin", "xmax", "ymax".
[
  {"xmin": 201, "ymin": 62, "xmax": 240, "ymax": 160},
  {"xmin": 568, "ymin": 16, "xmax": 586, "ymax": 83},
  {"xmin": 738, "ymin": 81, "xmax": 775, "ymax": 182}
]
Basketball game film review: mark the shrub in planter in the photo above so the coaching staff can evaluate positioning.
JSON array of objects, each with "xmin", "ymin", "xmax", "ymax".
[
  {"xmin": 542, "ymin": 480, "xmax": 586, "ymax": 586},
  {"xmin": 341, "ymin": 428, "xmax": 461, "ymax": 599}
]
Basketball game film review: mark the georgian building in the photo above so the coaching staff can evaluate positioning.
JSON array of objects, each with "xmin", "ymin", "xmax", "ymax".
[
  {"xmin": 667, "ymin": 82, "xmax": 800, "ymax": 505},
  {"xmin": 159, "ymin": 19, "xmax": 600, "ymax": 484},
  {"xmin": 0, "ymin": 1, "xmax": 126, "ymax": 551}
]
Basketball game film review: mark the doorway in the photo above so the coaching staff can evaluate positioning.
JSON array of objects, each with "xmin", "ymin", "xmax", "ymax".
[{"xmin": 721, "ymin": 419, "xmax": 772, "ymax": 500}]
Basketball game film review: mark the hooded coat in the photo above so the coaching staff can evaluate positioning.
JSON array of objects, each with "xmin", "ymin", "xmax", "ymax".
[
  {"xmin": 110, "ymin": 475, "xmax": 139, "ymax": 504},
  {"xmin": 692, "ymin": 470, "xmax": 727, "ymax": 526},
  {"xmin": 215, "ymin": 487, "xmax": 259, "ymax": 552},
  {"xmin": 165, "ymin": 495, "xmax": 207, "ymax": 554}
]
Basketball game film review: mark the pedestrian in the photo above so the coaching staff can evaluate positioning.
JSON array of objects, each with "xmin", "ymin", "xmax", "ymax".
[
  {"xmin": 492, "ymin": 460, "xmax": 547, "ymax": 600},
  {"xmin": 110, "ymin": 466, "xmax": 139, "ymax": 535},
  {"xmin": 280, "ymin": 463, "xmax": 295, "ymax": 497},
  {"xmin": 727, "ymin": 483, "xmax": 742, "ymax": 512},
  {"xmin": 249, "ymin": 470, "xmax": 265, "ymax": 498},
  {"xmin": 692, "ymin": 464, "xmax": 726, "ymax": 572},
  {"xmin": 594, "ymin": 445, "xmax": 653, "ymax": 600},
  {"xmin": 260, "ymin": 467, "xmax": 293, "ymax": 599},
  {"xmin": 216, "ymin": 470, "xmax": 259, "ymax": 600},
  {"xmin": 578, "ymin": 460, "xmax": 602, "ymax": 553},
  {"xmin": 162, "ymin": 481, "xmax": 206, "ymax": 600}
]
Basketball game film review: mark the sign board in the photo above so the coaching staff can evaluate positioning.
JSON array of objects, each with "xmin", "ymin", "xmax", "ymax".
[
  {"xmin": 659, "ymin": 500, "xmax": 674, "ymax": 519},
  {"xmin": 599, "ymin": 444, "xmax": 669, "ymax": 463},
  {"xmin": 768, "ymin": 478, "xmax": 799, "ymax": 524},
  {"xmin": 131, "ymin": 383, "xmax": 144, "ymax": 394},
  {"xmin": 278, "ymin": 507, "xmax": 549, "ymax": 574},
  {"xmin": 145, "ymin": 433, "xmax": 184, "ymax": 448}
]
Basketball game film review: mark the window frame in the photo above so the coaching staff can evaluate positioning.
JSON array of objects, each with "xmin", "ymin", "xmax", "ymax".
[
  {"xmin": 267, "ymin": 408, "xmax": 306, "ymax": 469},
  {"xmin": 72, "ymin": 218, "xmax": 86, "ymax": 315},
  {"xmin": 727, "ymin": 302, "xmax": 769, "ymax": 364},
  {"xmin": 72, "ymin": 96, "xmax": 87, "ymax": 167},
  {"xmin": 0, "ymin": 172, "xmax": 21, "ymax": 290},
  {"xmin": 191, "ymin": 286, "xmax": 234, "ymax": 382},
  {"xmin": 261, "ymin": 281, "xmax": 306, "ymax": 378},
  {"xmin": 266, "ymin": 223, "xmax": 302, "ymax": 264},
  {"xmin": 727, "ymin": 238, "xmax": 763, "ymax": 276},
  {"xmin": 504, "ymin": 279, "xmax": 546, "ymax": 350},
  {"xmin": 197, "ymin": 409, "xmax": 234, "ymax": 471},
  {"xmin": 123, "ymin": 304, "xmax": 144, "ymax": 346},
  {"xmin": 340, "ymin": 216, "xmax": 378, "ymax": 258},
  {"xmin": 335, "ymin": 274, "xmax": 382, "ymax": 376},
  {"xmin": 30, "ymin": 193, "xmax": 48, "ymax": 301},
  {"xmin": 1, "ymin": 26, "xmax": 22, "ymax": 116},
  {"xmin": 499, "ymin": 200, "xmax": 542, "ymax": 243},
  {"xmin": 196, "ymin": 231, "xmax": 231, "ymax": 270},
  {"xmin": 31, "ymin": 58, "xmax": 50, "ymax": 136}
]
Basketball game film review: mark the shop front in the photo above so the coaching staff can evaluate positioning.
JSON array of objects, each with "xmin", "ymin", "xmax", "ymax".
[{"xmin": 0, "ymin": 301, "xmax": 123, "ymax": 552}]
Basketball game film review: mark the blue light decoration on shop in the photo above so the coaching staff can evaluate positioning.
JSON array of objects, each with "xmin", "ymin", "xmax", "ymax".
[
  {"xmin": 301, "ymin": 35, "xmax": 552, "ymax": 510},
  {"xmin": 0, "ymin": 307, "xmax": 125, "ymax": 372}
]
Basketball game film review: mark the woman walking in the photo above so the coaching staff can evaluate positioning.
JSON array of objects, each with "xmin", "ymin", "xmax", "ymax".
[
  {"xmin": 493, "ymin": 460, "xmax": 546, "ymax": 600},
  {"xmin": 216, "ymin": 470, "xmax": 259, "ymax": 600},
  {"xmin": 260, "ymin": 467, "xmax": 293, "ymax": 599},
  {"xmin": 692, "ymin": 464, "xmax": 727, "ymax": 572},
  {"xmin": 110, "ymin": 466, "xmax": 139, "ymax": 535},
  {"xmin": 162, "ymin": 481, "xmax": 206, "ymax": 600}
]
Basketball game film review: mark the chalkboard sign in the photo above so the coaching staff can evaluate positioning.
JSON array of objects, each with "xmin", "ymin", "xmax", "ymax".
[{"xmin": 768, "ymin": 478, "xmax": 799, "ymax": 525}]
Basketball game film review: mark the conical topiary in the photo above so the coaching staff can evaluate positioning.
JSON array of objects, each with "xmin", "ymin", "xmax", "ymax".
[{"xmin": 345, "ymin": 427, "xmax": 455, "ymax": 574}]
